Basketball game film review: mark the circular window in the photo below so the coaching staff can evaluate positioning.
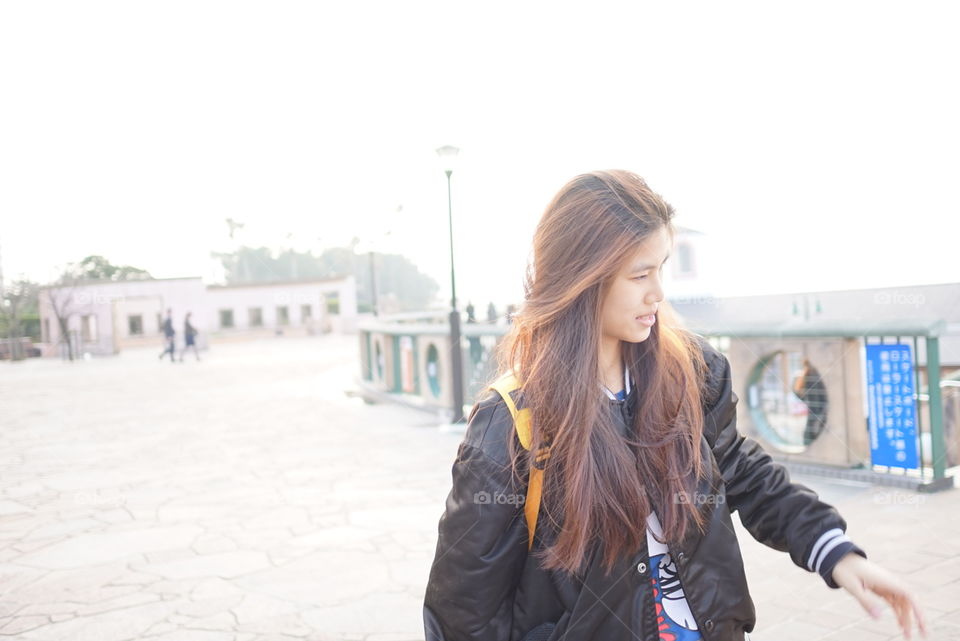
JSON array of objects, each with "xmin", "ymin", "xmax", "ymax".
[
  {"xmin": 425, "ymin": 343, "xmax": 442, "ymax": 398},
  {"xmin": 746, "ymin": 350, "xmax": 829, "ymax": 453}
]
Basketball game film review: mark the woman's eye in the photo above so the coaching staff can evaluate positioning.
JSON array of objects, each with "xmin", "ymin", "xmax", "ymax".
[{"xmin": 635, "ymin": 267, "xmax": 664, "ymax": 281}]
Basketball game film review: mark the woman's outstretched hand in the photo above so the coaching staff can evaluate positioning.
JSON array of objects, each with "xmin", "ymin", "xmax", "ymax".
[{"xmin": 831, "ymin": 552, "xmax": 928, "ymax": 639}]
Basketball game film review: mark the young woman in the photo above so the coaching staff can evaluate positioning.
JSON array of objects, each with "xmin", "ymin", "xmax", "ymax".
[{"xmin": 423, "ymin": 170, "xmax": 926, "ymax": 641}]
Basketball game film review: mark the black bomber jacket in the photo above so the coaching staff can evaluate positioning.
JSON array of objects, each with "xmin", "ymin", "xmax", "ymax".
[{"xmin": 423, "ymin": 335, "xmax": 866, "ymax": 641}]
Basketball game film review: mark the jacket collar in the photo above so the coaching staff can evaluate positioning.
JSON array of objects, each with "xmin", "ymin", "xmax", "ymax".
[{"xmin": 600, "ymin": 362, "xmax": 631, "ymax": 401}]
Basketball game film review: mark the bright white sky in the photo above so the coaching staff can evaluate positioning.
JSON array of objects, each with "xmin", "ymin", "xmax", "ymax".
[{"xmin": 1, "ymin": 1, "xmax": 958, "ymax": 311}]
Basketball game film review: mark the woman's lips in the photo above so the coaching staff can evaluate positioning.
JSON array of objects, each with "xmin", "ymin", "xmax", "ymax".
[{"xmin": 637, "ymin": 314, "xmax": 656, "ymax": 327}]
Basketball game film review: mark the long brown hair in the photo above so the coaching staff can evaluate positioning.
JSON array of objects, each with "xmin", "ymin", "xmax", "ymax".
[{"xmin": 491, "ymin": 169, "xmax": 709, "ymax": 576}]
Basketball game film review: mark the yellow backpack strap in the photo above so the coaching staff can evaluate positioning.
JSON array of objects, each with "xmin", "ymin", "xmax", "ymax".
[{"xmin": 489, "ymin": 372, "xmax": 543, "ymax": 551}]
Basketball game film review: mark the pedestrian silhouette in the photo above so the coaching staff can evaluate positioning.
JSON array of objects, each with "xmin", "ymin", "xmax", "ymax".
[
  {"xmin": 793, "ymin": 359, "xmax": 828, "ymax": 445},
  {"xmin": 180, "ymin": 312, "xmax": 201, "ymax": 362},
  {"xmin": 465, "ymin": 301, "xmax": 482, "ymax": 365},
  {"xmin": 158, "ymin": 308, "xmax": 176, "ymax": 363}
]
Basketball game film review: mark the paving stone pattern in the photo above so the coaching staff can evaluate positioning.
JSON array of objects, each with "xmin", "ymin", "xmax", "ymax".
[{"xmin": 1, "ymin": 335, "xmax": 958, "ymax": 640}]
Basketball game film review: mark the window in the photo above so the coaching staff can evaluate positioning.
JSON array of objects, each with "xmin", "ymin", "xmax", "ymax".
[
  {"xmin": 43, "ymin": 318, "xmax": 50, "ymax": 343},
  {"xmin": 301, "ymin": 304, "xmax": 312, "ymax": 320},
  {"xmin": 128, "ymin": 315, "xmax": 144, "ymax": 336},
  {"xmin": 747, "ymin": 350, "xmax": 829, "ymax": 453},
  {"xmin": 81, "ymin": 315, "xmax": 98, "ymax": 342},
  {"xmin": 276, "ymin": 306, "xmax": 289, "ymax": 326},
  {"xmin": 220, "ymin": 309, "xmax": 234, "ymax": 329},
  {"xmin": 325, "ymin": 292, "xmax": 340, "ymax": 314},
  {"xmin": 249, "ymin": 307, "xmax": 263, "ymax": 327},
  {"xmin": 677, "ymin": 242, "xmax": 695, "ymax": 276}
]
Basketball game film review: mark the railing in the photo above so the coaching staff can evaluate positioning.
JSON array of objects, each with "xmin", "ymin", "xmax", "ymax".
[
  {"xmin": 356, "ymin": 316, "xmax": 509, "ymax": 417},
  {"xmin": 862, "ymin": 333, "xmax": 951, "ymax": 489},
  {"xmin": 694, "ymin": 319, "xmax": 954, "ymax": 492},
  {"xmin": 361, "ymin": 314, "xmax": 956, "ymax": 490}
]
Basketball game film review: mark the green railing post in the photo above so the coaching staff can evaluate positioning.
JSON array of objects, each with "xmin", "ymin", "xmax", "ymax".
[
  {"xmin": 926, "ymin": 336, "xmax": 946, "ymax": 481},
  {"xmin": 363, "ymin": 331, "xmax": 372, "ymax": 381},
  {"xmin": 412, "ymin": 335, "xmax": 421, "ymax": 395},
  {"xmin": 392, "ymin": 334, "xmax": 402, "ymax": 393},
  {"xmin": 912, "ymin": 335, "xmax": 925, "ymax": 480}
]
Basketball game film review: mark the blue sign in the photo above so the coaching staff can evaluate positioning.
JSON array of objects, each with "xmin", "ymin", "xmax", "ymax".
[{"xmin": 865, "ymin": 344, "xmax": 918, "ymax": 469}]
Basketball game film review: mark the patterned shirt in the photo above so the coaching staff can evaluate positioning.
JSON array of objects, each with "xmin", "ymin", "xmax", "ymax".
[{"xmin": 605, "ymin": 370, "xmax": 702, "ymax": 641}]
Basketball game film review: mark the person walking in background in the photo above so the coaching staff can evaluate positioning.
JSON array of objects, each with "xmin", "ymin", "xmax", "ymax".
[
  {"xmin": 794, "ymin": 358, "xmax": 828, "ymax": 445},
  {"xmin": 179, "ymin": 312, "xmax": 200, "ymax": 362},
  {"xmin": 158, "ymin": 308, "xmax": 176, "ymax": 363},
  {"xmin": 465, "ymin": 301, "xmax": 483, "ymax": 365}
]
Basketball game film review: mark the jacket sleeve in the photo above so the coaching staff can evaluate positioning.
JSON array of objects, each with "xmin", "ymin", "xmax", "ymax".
[
  {"xmin": 699, "ymin": 341, "xmax": 867, "ymax": 589},
  {"xmin": 423, "ymin": 394, "xmax": 530, "ymax": 640}
]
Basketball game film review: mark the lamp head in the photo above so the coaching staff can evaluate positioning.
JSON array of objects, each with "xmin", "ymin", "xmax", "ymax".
[{"xmin": 435, "ymin": 145, "xmax": 460, "ymax": 176}]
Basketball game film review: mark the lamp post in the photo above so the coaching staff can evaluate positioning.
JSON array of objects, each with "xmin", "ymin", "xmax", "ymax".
[{"xmin": 436, "ymin": 145, "xmax": 466, "ymax": 424}]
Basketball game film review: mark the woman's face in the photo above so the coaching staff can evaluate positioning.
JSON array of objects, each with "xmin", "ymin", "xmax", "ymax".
[{"xmin": 600, "ymin": 226, "xmax": 671, "ymax": 344}]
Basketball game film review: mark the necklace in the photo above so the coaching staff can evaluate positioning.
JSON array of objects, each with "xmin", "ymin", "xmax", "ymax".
[{"xmin": 600, "ymin": 362, "xmax": 631, "ymax": 400}]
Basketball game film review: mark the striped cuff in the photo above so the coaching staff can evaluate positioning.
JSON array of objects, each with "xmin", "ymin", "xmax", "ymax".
[
  {"xmin": 806, "ymin": 528, "xmax": 867, "ymax": 589},
  {"xmin": 820, "ymin": 541, "xmax": 866, "ymax": 589}
]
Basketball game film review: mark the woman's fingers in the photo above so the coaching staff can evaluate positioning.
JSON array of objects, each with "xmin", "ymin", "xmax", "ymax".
[
  {"xmin": 870, "ymin": 578, "xmax": 906, "ymax": 636},
  {"xmin": 875, "ymin": 577, "xmax": 926, "ymax": 639},
  {"xmin": 904, "ymin": 591, "xmax": 929, "ymax": 638},
  {"xmin": 893, "ymin": 597, "xmax": 912, "ymax": 640},
  {"xmin": 835, "ymin": 555, "xmax": 928, "ymax": 637}
]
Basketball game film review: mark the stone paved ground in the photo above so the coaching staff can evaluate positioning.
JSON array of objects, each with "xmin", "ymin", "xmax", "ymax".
[{"xmin": 1, "ymin": 334, "xmax": 958, "ymax": 640}]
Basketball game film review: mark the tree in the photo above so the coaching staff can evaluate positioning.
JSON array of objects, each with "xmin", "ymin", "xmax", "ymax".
[
  {"xmin": 43, "ymin": 274, "xmax": 85, "ymax": 361},
  {"xmin": 63, "ymin": 255, "xmax": 152, "ymax": 282},
  {"xmin": 362, "ymin": 251, "xmax": 439, "ymax": 312},
  {"xmin": 212, "ymin": 245, "xmax": 439, "ymax": 312},
  {"xmin": 41, "ymin": 256, "xmax": 151, "ymax": 361},
  {"xmin": 0, "ymin": 279, "xmax": 40, "ymax": 361}
]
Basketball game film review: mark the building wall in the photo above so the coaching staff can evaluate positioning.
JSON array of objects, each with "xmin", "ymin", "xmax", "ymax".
[
  {"xmin": 204, "ymin": 275, "xmax": 357, "ymax": 334},
  {"xmin": 726, "ymin": 337, "xmax": 870, "ymax": 466},
  {"xmin": 39, "ymin": 278, "xmax": 206, "ymax": 356},
  {"xmin": 663, "ymin": 229, "xmax": 719, "ymax": 304},
  {"xmin": 38, "ymin": 275, "xmax": 358, "ymax": 357},
  {"xmin": 335, "ymin": 275, "xmax": 358, "ymax": 333}
]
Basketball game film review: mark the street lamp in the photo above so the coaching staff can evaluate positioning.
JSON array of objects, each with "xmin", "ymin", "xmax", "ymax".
[{"xmin": 436, "ymin": 145, "xmax": 466, "ymax": 424}]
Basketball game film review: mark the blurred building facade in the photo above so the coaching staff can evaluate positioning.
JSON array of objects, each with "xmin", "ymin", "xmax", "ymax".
[{"xmin": 38, "ymin": 275, "xmax": 357, "ymax": 357}]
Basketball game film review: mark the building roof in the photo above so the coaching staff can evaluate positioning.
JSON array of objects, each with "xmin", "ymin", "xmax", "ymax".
[
  {"xmin": 40, "ymin": 276, "xmax": 203, "ymax": 290},
  {"xmin": 206, "ymin": 275, "xmax": 351, "ymax": 289},
  {"xmin": 41, "ymin": 275, "xmax": 352, "ymax": 291},
  {"xmin": 670, "ymin": 281, "xmax": 960, "ymax": 362}
]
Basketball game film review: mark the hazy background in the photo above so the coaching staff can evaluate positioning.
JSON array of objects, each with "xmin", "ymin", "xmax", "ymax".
[{"xmin": 2, "ymin": 0, "xmax": 958, "ymax": 311}]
